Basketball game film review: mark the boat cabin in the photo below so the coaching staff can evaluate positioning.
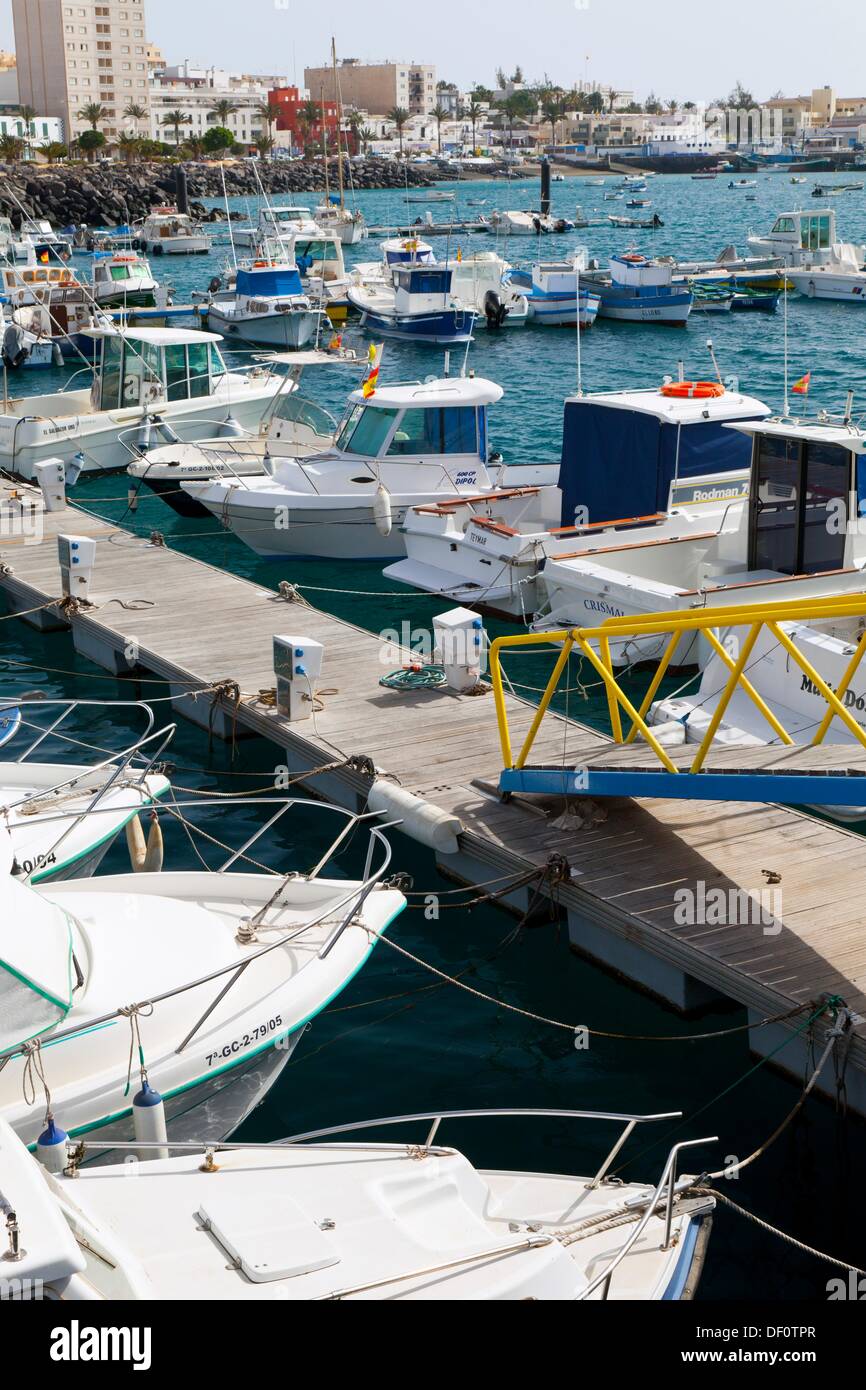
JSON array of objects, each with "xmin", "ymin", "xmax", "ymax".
[
  {"xmin": 1, "ymin": 263, "xmax": 82, "ymax": 305},
  {"xmin": 293, "ymin": 234, "xmax": 346, "ymax": 284},
  {"xmin": 609, "ymin": 254, "xmax": 673, "ymax": 288},
  {"xmin": 87, "ymin": 328, "xmax": 229, "ymax": 411},
  {"xmin": 392, "ymin": 265, "xmax": 455, "ymax": 312},
  {"xmin": 234, "ymin": 264, "xmax": 305, "ymax": 302},
  {"xmin": 382, "ymin": 237, "xmax": 436, "ymax": 269},
  {"xmin": 558, "ymin": 385, "xmax": 771, "ymax": 528},
  {"xmin": 332, "ymin": 377, "xmax": 503, "ymax": 466},
  {"xmin": 730, "ymin": 418, "xmax": 866, "ymax": 578},
  {"xmin": 92, "ymin": 252, "xmax": 151, "ymax": 289},
  {"xmin": 756, "ymin": 209, "xmax": 839, "ymax": 258}
]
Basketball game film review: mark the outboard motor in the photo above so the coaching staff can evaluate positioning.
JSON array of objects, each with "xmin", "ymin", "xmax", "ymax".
[
  {"xmin": 2, "ymin": 323, "xmax": 29, "ymax": 370},
  {"xmin": 483, "ymin": 289, "xmax": 509, "ymax": 330}
]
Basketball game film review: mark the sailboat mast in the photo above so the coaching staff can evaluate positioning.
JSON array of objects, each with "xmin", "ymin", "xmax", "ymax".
[
  {"xmin": 320, "ymin": 84, "xmax": 330, "ymax": 203},
  {"xmin": 332, "ymin": 36, "xmax": 345, "ymax": 211}
]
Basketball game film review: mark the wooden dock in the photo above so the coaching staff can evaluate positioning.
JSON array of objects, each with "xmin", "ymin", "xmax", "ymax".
[{"xmin": 3, "ymin": 476, "xmax": 866, "ymax": 1108}]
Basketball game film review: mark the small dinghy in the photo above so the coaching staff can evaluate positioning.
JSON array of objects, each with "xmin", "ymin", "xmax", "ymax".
[
  {"xmin": 0, "ymin": 1107, "xmax": 716, "ymax": 1299},
  {"xmin": 0, "ymin": 800, "xmax": 406, "ymax": 1154}
]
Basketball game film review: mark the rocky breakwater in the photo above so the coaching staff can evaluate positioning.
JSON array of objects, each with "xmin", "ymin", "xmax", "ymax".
[{"xmin": 0, "ymin": 158, "xmax": 435, "ymax": 228}]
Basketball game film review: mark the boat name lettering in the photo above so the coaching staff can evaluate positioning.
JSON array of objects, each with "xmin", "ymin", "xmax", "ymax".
[
  {"xmin": 801, "ymin": 673, "xmax": 866, "ymax": 713},
  {"xmin": 584, "ymin": 599, "xmax": 625, "ymax": 617},
  {"xmin": 205, "ymin": 1015, "xmax": 283, "ymax": 1066},
  {"xmin": 455, "ymin": 472, "xmax": 477, "ymax": 486},
  {"xmin": 469, "ymin": 531, "xmax": 488, "ymax": 547},
  {"xmin": 20, "ymin": 852, "xmax": 57, "ymax": 875}
]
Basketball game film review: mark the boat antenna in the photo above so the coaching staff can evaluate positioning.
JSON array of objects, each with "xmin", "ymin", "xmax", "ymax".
[
  {"xmin": 321, "ymin": 85, "xmax": 330, "ymax": 205},
  {"xmin": 331, "ymin": 37, "xmax": 345, "ymax": 212},
  {"xmin": 221, "ymin": 164, "xmax": 237, "ymax": 272},
  {"xmin": 575, "ymin": 256, "xmax": 583, "ymax": 396},
  {"xmin": 782, "ymin": 267, "xmax": 790, "ymax": 418},
  {"xmin": 706, "ymin": 337, "xmax": 723, "ymax": 385}
]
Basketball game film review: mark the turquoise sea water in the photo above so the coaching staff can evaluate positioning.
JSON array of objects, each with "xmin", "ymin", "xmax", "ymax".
[{"xmin": 5, "ymin": 172, "xmax": 866, "ymax": 1300}]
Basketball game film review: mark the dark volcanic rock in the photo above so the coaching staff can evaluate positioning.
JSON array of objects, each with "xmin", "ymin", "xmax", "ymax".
[{"xmin": 0, "ymin": 159, "xmax": 434, "ymax": 229}]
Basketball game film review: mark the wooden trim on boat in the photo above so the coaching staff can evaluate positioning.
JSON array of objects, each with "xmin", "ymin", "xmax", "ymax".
[
  {"xmin": 679, "ymin": 566, "xmax": 861, "ymax": 598},
  {"xmin": 412, "ymin": 487, "xmax": 541, "ymax": 516},
  {"xmin": 547, "ymin": 511, "xmax": 668, "ymax": 536},
  {"xmin": 470, "ymin": 517, "xmax": 521, "ymax": 538},
  {"xmin": 552, "ymin": 530, "xmax": 718, "ymax": 562}
]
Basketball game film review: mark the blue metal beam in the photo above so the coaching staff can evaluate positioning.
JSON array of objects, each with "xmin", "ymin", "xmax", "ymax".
[{"xmin": 499, "ymin": 768, "xmax": 866, "ymax": 806}]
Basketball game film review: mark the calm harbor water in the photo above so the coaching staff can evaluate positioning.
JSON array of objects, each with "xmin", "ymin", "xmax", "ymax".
[{"xmin": 5, "ymin": 171, "xmax": 866, "ymax": 1300}]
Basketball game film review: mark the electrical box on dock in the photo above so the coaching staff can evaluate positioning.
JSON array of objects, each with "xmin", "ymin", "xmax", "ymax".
[
  {"xmin": 273, "ymin": 635, "xmax": 324, "ymax": 721},
  {"xmin": 433, "ymin": 607, "xmax": 486, "ymax": 694},
  {"xmin": 58, "ymin": 534, "xmax": 97, "ymax": 601}
]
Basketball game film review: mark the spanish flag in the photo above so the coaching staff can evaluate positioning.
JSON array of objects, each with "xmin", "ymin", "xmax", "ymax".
[
  {"xmin": 792, "ymin": 372, "xmax": 811, "ymax": 396},
  {"xmin": 39, "ymin": 251, "xmax": 50, "ymax": 264},
  {"xmin": 362, "ymin": 343, "xmax": 383, "ymax": 399}
]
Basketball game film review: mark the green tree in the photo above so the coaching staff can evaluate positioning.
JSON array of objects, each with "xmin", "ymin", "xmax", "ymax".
[
  {"xmin": 78, "ymin": 129, "xmax": 107, "ymax": 162},
  {"xmin": 431, "ymin": 102, "xmax": 448, "ymax": 153},
  {"xmin": 586, "ymin": 90, "xmax": 604, "ymax": 115},
  {"xmin": 17, "ymin": 104, "xmax": 37, "ymax": 157},
  {"xmin": 182, "ymin": 136, "xmax": 206, "ymax": 160},
  {"xmin": 257, "ymin": 100, "xmax": 281, "ymax": 158},
  {"xmin": 357, "ymin": 125, "xmax": 374, "ymax": 155},
  {"xmin": 117, "ymin": 132, "xmax": 142, "ymax": 164},
  {"xmin": 728, "ymin": 81, "xmax": 756, "ymax": 109},
  {"xmin": 644, "ymin": 92, "xmax": 663, "ymax": 115},
  {"xmin": 388, "ymin": 105, "xmax": 410, "ymax": 156},
  {"xmin": 161, "ymin": 109, "xmax": 191, "ymax": 146},
  {"xmin": 345, "ymin": 110, "xmax": 364, "ymax": 155},
  {"xmin": 500, "ymin": 93, "xmax": 526, "ymax": 151},
  {"xmin": 541, "ymin": 90, "xmax": 566, "ymax": 146},
  {"xmin": 255, "ymin": 134, "xmax": 275, "ymax": 160},
  {"xmin": 43, "ymin": 141, "xmax": 69, "ymax": 164},
  {"xmin": 123, "ymin": 100, "xmax": 148, "ymax": 134},
  {"xmin": 471, "ymin": 85, "xmax": 493, "ymax": 104},
  {"xmin": 607, "ymin": 89, "xmax": 619, "ymax": 114},
  {"xmin": 203, "ymin": 125, "xmax": 235, "ymax": 154}
]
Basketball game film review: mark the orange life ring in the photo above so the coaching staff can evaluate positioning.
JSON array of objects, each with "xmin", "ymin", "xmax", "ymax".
[{"xmin": 660, "ymin": 380, "xmax": 725, "ymax": 400}]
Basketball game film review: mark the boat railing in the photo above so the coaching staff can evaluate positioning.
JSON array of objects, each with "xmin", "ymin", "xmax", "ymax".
[
  {"xmin": 490, "ymin": 590, "xmax": 866, "ymax": 786},
  {"xmin": 0, "ymin": 800, "xmax": 399, "ymax": 1068}
]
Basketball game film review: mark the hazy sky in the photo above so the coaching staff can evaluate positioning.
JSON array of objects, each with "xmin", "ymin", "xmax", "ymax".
[{"xmin": 0, "ymin": 0, "xmax": 862, "ymax": 103}]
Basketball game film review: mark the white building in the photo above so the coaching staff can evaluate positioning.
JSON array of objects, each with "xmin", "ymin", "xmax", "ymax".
[
  {"xmin": 0, "ymin": 111, "xmax": 66, "ymax": 148},
  {"xmin": 149, "ymin": 61, "xmax": 289, "ymax": 148}
]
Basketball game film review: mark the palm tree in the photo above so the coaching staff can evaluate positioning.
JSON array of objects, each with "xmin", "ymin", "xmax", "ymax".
[
  {"xmin": 257, "ymin": 101, "xmax": 281, "ymax": 158},
  {"xmin": 117, "ymin": 132, "xmax": 141, "ymax": 165},
  {"xmin": 388, "ymin": 106, "xmax": 410, "ymax": 157},
  {"xmin": 209, "ymin": 99, "xmax": 238, "ymax": 127},
  {"xmin": 541, "ymin": 90, "xmax": 565, "ymax": 146},
  {"xmin": 43, "ymin": 141, "xmax": 68, "ymax": 165},
  {"xmin": 0, "ymin": 133, "xmax": 25, "ymax": 163},
  {"xmin": 357, "ymin": 125, "xmax": 374, "ymax": 155},
  {"xmin": 465, "ymin": 96, "xmax": 483, "ymax": 152},
  {"xmin": 346, "ymin": 110, "xmax": 364, "ymax": 155},
  {"xmin": 500, "ymin": 93, "xmax": 525, "ymax": 152},
  {"xmin": 607, "ymin": 89, "xmax": 619, "ymax": 114},
  {"xmin": 431, "ymin": 102, "xmax": 448, "ymax": 154},
  {"xmin": 255, "ymin": 134, "xmax": 275, "ymax": 160},
  {"xmin": 123, "ymin": 100, "xmax": 148, "ymax": 134},
  {"xmin": 77, "ymin": 101, "xmax": 109, "ymax": 131},
  {"xmin": 296, "ymin": 98, "xmax": 319, "ymax": 157},
  {"xmin": 17, "ymin": 104, "xmax": 37, "ymax": 157},
  {"xmin": 182, "ymin": 136, "xmax": 206, "ymax": 160},
  {"xmin": 161, "ymin": 109, "xmax": 191, "ymax": 147}
]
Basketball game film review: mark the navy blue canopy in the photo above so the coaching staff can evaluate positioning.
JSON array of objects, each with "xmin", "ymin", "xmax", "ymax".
[
  {"xmin": 236, "ymin": 267, "xmax": 303, "ymax": 298},
  {"xmin": 558, "ymin": 401, "xmax": 759, "ymax": 528}
]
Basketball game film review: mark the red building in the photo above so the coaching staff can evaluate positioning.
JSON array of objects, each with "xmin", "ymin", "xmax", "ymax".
[{"xmin": 269, "ymin": 86, "xmax": 345, "ymax": 153}]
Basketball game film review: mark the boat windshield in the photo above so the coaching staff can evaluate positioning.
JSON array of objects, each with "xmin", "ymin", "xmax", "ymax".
[
  {"xmin": 387, "ymin": 407, "xmax": 479, "ymax": 456},
  {"xmin": 273, "ymin": 392, "xmax": 337, "ymax": 440},
  {"xmin": 800, "ymin": 214, "xmax": 832, "ymax": 251},
  {"xmin": 335, "ymin": 404, "xmax": 399, "ymax": 456},
  {"xmin": 295, "ymin": 239, "xmax": 341, "ymax": 266}
]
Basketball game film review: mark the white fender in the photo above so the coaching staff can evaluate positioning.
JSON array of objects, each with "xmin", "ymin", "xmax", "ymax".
[
  {"xmin": 373, "ymin": 483, "xmax": 393, "ymax": 538},
  {"xmin": 367, "ymin": 779, "xmax": 460, "ymax": 855}
]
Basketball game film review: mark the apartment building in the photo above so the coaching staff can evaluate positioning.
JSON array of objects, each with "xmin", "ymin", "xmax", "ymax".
[
  {"xmin": 149, "ymin": 63, "xmax": 287, "ymax": 148},
  {"xmin": 12, "ymin": 0, "xmax": 151, "ymax": 142},
  {"xmin": 303, "ymin": 58, "xmax": 437, "ymax": 116}
]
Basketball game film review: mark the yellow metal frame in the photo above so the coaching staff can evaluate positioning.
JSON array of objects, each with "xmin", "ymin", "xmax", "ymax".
[{"xmin": 489, "ymin": 593, "xmax": 866, "ymax": 776}]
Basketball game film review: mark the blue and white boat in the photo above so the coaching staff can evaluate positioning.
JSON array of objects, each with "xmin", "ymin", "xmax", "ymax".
[
  {"xmin": 347, "ymin": 263, "xmax": 476, "ymax": 344},
  {"xmin": 510, "ymin": 254, "xmax": 601, "ymax": 328},
  {"xmin": 205, "ymin": 250, "xmax": 327, "ymax": 350},
  {"xmin": 585, "ymin": 254, "xmax": 693, "ymax": 326}
]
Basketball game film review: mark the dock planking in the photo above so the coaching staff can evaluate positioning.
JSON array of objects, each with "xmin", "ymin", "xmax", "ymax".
[{"xmin": 2, "ymin": 477, "xmax": 866, "ymax": 1094}]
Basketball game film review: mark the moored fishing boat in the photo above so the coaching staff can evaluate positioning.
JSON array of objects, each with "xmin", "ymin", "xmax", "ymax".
[
  {"xmin": 203, "ymin": 245, "xmax": 327, "ymax": 350},
  {"xmin": 137, "ymin": 207, "xmax": 210, "ymax": 257},
  {"xmin": 509, "ymin": 252, "xmax": 601, "ymax": 328},
  {"xmin": 584, "ymin": 254, "xmax": 692, "ymax": 325},
  {"xmin": 347, "ymin": 263, "xmax": 476, "ymax": 344},
  {"xmin": 89, "ymin": 250, "xmax": 165, "ymax": 311}
]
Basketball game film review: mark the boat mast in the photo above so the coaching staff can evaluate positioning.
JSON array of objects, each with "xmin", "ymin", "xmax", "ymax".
[
  {"xmin": 321, "ymin": 84, "xmax": 330, "ymax": 204},
  {"xmin": 332, "ymin": 36, "xmax": 345, "ymax": 211}
]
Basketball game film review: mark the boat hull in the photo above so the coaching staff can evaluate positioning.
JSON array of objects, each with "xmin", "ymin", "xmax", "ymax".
[
  {"xmin": 192, "ymin": 495, "xmax": 411, "ymax": 559},
  {"xmin": 206, "ymin": 307, "xmax": 325, "ymax": 349},
  {"xmin": 595, "ymin": 286, "xmax": 693, "ymax": 325},
  {"xmin": 357, "ymin": 306, "xmax": 475, "ymax": 344}
]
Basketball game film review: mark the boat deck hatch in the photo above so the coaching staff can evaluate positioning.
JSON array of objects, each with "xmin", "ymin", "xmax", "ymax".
[{"xmin": 198, "ymin": 1194, "xmax": 341, "ymax": 1282}]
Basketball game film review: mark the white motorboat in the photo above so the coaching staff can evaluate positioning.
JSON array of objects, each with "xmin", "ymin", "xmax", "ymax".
[
  {"xmin": 137, "ymin": 206, "xmax": 210, "ymax": 257},
  {"xmin": 347, "ymin": 264, "xmax": 477, "ymax": 345},
  {"xmin": 204, "ymin": 249, "xmax": 328, "ymax": 350},
  {"xmin": 0, "ymin": 326, "xmax": 284, "ymax": 482},
  {"xmin": 233, "ymin": 205, "xmax": 322, "ymax": 251},
  {"xmin": 0, "ymin": 1107, "xmax": 715, "ymax": 1300},
  {"xmin": 349, "ymin": 237, "xmax": 437, "ymax": 294},
  {"xmin": 89, "ymin": 250, "xmax": 166, "ymax": 311},
  {"xmin": 446, "ymin": 251, "xmax": 530, "ymax": 328},
  {"xmin": 125, "ymin": 347, "xmax": 365, "ymax": 517},
  {"xmin": 314, "ymin": 200, "xmax": 368, "ymax": 245},
  {"xmin": 0, "ymin": 216, "xmax": 34, "ymax": 265},
  {"xmin": 0, "ymin": 698, "xmax": 171, "ymax": 884},
  {"xmin": 0, "ymin": 799, "xmax": 405, "ymax": 1152},
  {"xmin": 1, "ymin": 309, "xmax": 62, "ymax": 369},
  {"xmin": 539, "ymin": 408, "xmax": 866, "ymax": 674},
  {"xmin": 183, "ymin": 375, "xmax": 560, "ymax": 561},
  {"xmin": 747, "ymin": 207, "xmax": 866, "ymax": 267},
  {"xmin": 785, "ymin": 240, "xmax": 866, "ymax": 302},
  {"xmin": 490, "ymin": 210, "xmax": 555, "ymax": 237},
  {"xmin": 386, "ymin": 380, "xmax": 770, "ymax": 620}
]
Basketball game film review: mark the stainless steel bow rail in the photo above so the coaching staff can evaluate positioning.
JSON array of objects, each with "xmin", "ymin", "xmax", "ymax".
[
  {"xmin": 0, "ymin": 799, "xmax": 398, "ymax": 1070},
  {"xmin": 64, "ymin": 1108, "xmax": 715, "ymax": 1300},
  {"xmin": 0, "ymin": 698, "xmax": 175, "ymax": 881}
]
